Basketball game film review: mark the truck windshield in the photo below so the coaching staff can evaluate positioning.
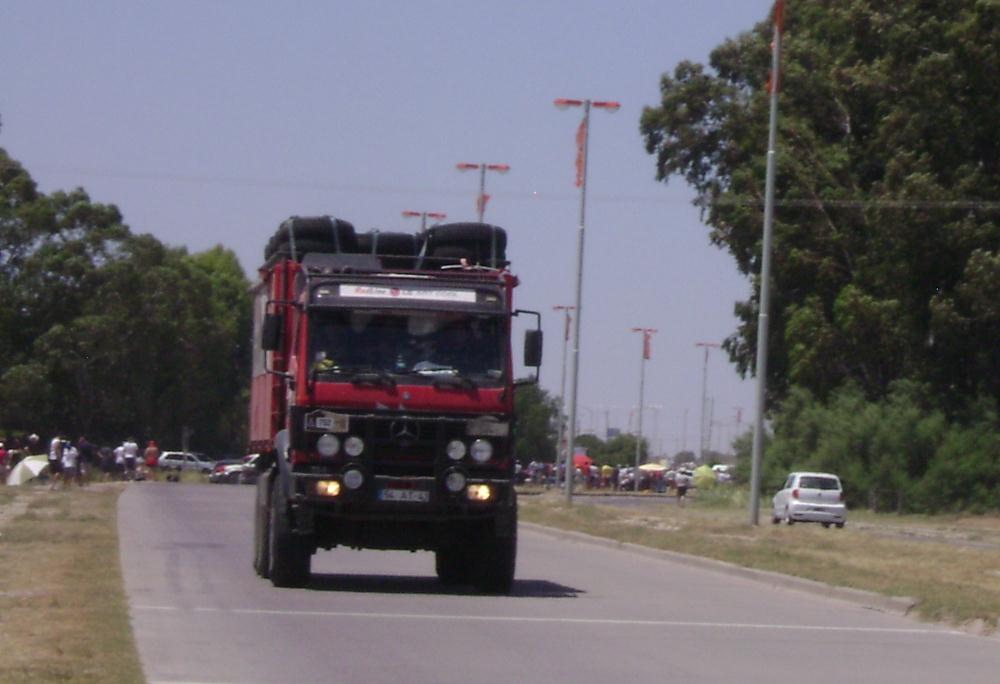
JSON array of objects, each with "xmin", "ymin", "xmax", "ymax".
[{"xmin": 308, "ymin": 310, "xmax": 505, "ymax": 385}]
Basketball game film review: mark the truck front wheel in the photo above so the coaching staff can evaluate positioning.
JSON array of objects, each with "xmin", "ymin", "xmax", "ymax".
[
  {"xmin": 435, "ymin": 545, "xmax": 472, "ymax": 586},
  {"xmin": 268, "ymin": 477, "xmax": 312, "ymax": 587},
  {"xmin": 472, "ymin": 520, "xmax": 517, "ymax": 594},
  {"xmin": 252, "ymin": 474, "xmax": 271, "ymax": 578}
]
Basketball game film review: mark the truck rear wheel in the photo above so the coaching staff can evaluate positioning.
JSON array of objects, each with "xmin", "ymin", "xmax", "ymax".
[{"xmin": 268, "ymin": 477, "xmax": 312, "ymax": 587}]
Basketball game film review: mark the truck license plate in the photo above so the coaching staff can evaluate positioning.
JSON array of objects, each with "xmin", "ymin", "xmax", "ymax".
[{"xmin": 378, "ymin": 488, "xmax": 430, "ymax": 503}]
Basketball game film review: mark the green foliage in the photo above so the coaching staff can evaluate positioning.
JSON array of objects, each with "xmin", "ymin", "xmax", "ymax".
[
  {"xmin": 754, "ymin": 381, "xmax": 1000, "ymax": 513},
  {"xmin": 513, "ymin": 382, "xmax": 558, "ymax": 464},
  {"xmin": 640, "ymin": 2, "xmax": 1000, "ymax": 409},
  {"xmin": 0, "ymin": 148, "xmax": 251, "ymax": 453}
]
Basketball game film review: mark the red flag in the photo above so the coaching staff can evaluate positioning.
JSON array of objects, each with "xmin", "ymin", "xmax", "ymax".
[
  {"xmin": 476, "ymin": 193, "xmax": 491, "ymax": 215},
  {"xmin": 766, "ymin": 0, "xmax": 785, "ymax": 94},
  {"xmin": 574, "ymin": 117, "xmax": 586, "ymax": 187},
  {"xmin": 643, "ymin": 331, "xmax": 651, "ymax": 360}
]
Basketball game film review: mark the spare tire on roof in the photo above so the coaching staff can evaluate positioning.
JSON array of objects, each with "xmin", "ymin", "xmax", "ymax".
[
  {"xmin": 359, "ymin": 231, "xmax": 422, "ymax": 269},
  {"xmin": 264, "ymin": 238, "xmax": 350, "ymax": 262},
  {"xmin": 420, "ymin": 222, "xmax": 506, "ymax": 268},
  {"xmin": 265, "ymin": 216, "xmax": 358, "ymax": 261}
]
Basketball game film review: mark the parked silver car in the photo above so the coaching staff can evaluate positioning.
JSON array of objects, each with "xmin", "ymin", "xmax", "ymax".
[
  {"xmin": 772, "ymin": 471, "xmax": 846, "ymax": 528},
  {"xmin": 158, "ymin": 451, "xmax": 214, "ymax": 474}
]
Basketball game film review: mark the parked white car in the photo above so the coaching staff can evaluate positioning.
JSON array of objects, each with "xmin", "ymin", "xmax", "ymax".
[
  {"xmin": 158, "ymin": 451, "xmax": 214, "ymax": 474},
  {"xmin": 772, "ymin": 471, "xmax": 846, "ymax": 528}
]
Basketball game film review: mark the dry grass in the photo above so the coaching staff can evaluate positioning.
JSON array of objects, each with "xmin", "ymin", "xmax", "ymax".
[
  {"xmin": 521, "ymin": 490, "xmax": 1000, "ymax": 630},
  {"xmin": 0, "ymin": 484, "xmax": 144, "ymax": 683}
]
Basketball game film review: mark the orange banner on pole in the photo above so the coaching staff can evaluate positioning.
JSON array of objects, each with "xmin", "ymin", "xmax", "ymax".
[{"xmin": 574, "ymin": 117, "xmax": 586, "ymax": 187}]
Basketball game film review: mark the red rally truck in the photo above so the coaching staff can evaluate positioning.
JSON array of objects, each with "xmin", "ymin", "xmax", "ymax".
[{"xmin": 249, "ymin": 216, "xmax": 542, "ymax": 592}]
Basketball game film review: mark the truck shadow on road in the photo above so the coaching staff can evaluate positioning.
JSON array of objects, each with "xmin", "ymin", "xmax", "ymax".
[{"xmin": 307, "ymin": 573, "xmax": 583, "ymax": 598}]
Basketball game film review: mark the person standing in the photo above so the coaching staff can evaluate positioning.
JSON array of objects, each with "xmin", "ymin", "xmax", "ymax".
[
  {"xmin": 122, "ymin": 438, "xmax": 139, "ymax": 481},
  {"xmin": 113, "ymin": 444, "xmax": 126, "ymax": 480},
  {"xmin": 676, "ymin": 470, "xmax": 691, "ymax": 507},
  {"xmin": 77, "ymin": 436, "xmax": 94, "ymax": 485},
  {"xmin": 61, "ymin": 440, "xmax": 80, "ymax": 489},
  {"xmin": 48, "ymin": 435, "xmax": 65, "ymax": 490},
  {"xmin": 143, "ymin": 440, "xmax": 160, "ymax": 481}
]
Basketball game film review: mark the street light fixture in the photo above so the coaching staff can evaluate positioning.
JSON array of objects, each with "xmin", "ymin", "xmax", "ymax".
[
  {"xmin": 455, "ymin": 162, "xmax": 510, "ymax": 223},
  {"xmin": 631, "ymin": 328, "xmax": 656, "ymax": 491},
  {"xmin": 554, "ymin": 96, "xmax": 620, "ymax": 505},
  {"xmin": 401, "ymin": 210, "xmax": 447, "ymax": 232}
]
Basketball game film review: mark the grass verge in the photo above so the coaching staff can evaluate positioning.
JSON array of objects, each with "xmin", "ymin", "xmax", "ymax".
[
  {"xmin": 520, "ymin": 488, "xmax": 1000, "ymax": 631},
  {"xmin": 0, "ymin": 483, "xmax": 145, "ymax": 683}
]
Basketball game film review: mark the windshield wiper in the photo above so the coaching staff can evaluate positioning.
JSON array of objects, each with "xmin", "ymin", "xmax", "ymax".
[
  {"xmin": 429, "ymin": 373, "xmax": 477, "ymax": 390},
  {"xmin": 349, "ymin": 369, "xmax": 397, "ymax": 389}
]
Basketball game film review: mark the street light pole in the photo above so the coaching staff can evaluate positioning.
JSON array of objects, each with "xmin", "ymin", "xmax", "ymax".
[
  {"xmin": 456, "ymin": 162, "xmax": 510, "ymax": 223},
  {"xmin": 631, "ymin": 328, "xmax": 656, "ymax": 492},
  {"xmin": 695, "ymin": 341, "xmax": 720, "ymax": 464},
  {"xmin": 401, "ymin": 210, "xmax": 447, "ymax": 232},
  {"xmin": 553, "ymin": 304, "xmax": 575, "ymax": 488},
  {"xmin": 554, "ymin": 97, "xmax": 619, "ymax": 505}
]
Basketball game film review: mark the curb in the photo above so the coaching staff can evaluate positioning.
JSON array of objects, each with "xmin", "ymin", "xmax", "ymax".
[{"xmin": 520, "ymin": 521, "xmax": 917, "ymax": 616}]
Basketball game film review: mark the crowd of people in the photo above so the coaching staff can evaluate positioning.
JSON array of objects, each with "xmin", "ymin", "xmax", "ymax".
[
  {"xmin": 0, "ymin": 432, "xmax": 163, "ymax": 487},
  {"xmin": 517, "ymin": 460, "xmax": 700, "ymax": 504}
]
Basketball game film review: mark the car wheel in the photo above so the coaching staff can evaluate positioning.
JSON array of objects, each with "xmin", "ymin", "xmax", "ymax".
[
  {"xmin": 784, "ymin": 508, "xmax": 794, "ymax": 525},
  {"xmin": 771, "ymin": 514, "xmax": 780, "ymax": 524},
  {"xmin": 822, "ymin": 522, "xmax": 831, "ymax": 529},
  {"xmin": 835, "ymin": 522, "xmax": 845, "ymax": 529}
]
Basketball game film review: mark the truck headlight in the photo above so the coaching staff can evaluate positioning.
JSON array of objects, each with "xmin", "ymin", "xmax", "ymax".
[
  {"xmin": 344, "ymin": 436, "xmax": 365, "ymax": 457},
  {"xmin": 316, "ymin": 434, "xmax": 340, "ymax": 457},
  {"xmin": 470, "ymin": 439, "xmax": 493, "ymax": 463},
  {"xmin": 446, "ymin": 440, "xmax": 467, "ymax": 461},
  {"xmin": 444, "ymin": 470, "xmax": 466, "ymax": 493},
  {"xmin": 343, "ymin": 468, "xmax": 364, "ymax": 490}
]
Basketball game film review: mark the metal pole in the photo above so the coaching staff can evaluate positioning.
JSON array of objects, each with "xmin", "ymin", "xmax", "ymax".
[
  {"xmin": 750, "ymin": 3, "xmax": 783, "ymax": 526},
  {"xmin": 699, "ymin": 346, "xmax": 709, "ymax": 463},
  {"xmin": 565, "ymin": 100, "xmax": 591, "ymax": 505},
  {"xmin": 553, "ymin": 306, "xmax": 573, "ymax": 488},
  {"xmin": 477, "ymin": 164, "xmax": 486, "ymax": 223},
  {"xmin": 634, "ymin": 342, "xmax": 645, "ymax": 492}
]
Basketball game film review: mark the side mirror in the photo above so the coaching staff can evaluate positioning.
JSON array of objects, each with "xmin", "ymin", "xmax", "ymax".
[
  {"xmin": 262, "ymin": 313, "xmax": 282, "ymax": 351},
  {"xmin": 524, "ymin": 329, "xmax": 543, "ymax": 367}
]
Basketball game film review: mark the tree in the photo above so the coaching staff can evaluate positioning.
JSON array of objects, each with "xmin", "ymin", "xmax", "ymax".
[
  {"xmin": 640, "ymin": 2, "xmax": 1000, "ymax": 409},
  {"xmin": 0, "ymin": 148, "xmax": 251, "ymax": 452},
  {"xmin": 513, "ymin": 382, "xmax": 558, "ymax": 464}
]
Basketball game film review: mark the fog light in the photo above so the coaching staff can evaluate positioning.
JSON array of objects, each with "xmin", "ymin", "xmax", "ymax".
[
  {"xmin": 316, "ymin": 480, "xmax": 341, "ymax": 497},
  {"xmin": 445, "ymin": 470, "xmax": 466, "ymax": 493},
  {"xmin": 343, "ymin": 469, "xmax": 364, "ymax": 490},
  {"xmin": 344, "ymin": 436, "xmax": 365, "ymax": 457},
  {"xmin": 467, "ymin": 484, "xmax": 492, "ymax": 501},
  {"xmin": 316, "ymin": 433, "xmax": 340, "ymax": 457},
  {"xmin": 446, "ymin": 439, "xmax": 466, "ymax": 461},
  {"xmin": 470, "ymin": 439, "xmax": 492, "ymax": 463}
]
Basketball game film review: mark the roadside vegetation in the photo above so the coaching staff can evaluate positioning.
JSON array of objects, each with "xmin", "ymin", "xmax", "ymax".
[
  {"xmin": 0, "ymin": 484, "xmax": 144, "ymax": 684},
  {"xmin": 521, "ymin": 488, "xmax": 1000, "ymax": 631}
]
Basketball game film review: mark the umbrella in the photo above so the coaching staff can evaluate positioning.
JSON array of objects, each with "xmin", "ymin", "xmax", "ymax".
[
  {"xmin": 638, "ymin": 463, "xmax": 667, "ymax": 473},
  {"xmin": 693, "ymin": 464, "xmax": 716, "ymax": 489},
  {"xmin": 6, "ymin": 455, "xmax": 49, "ymax": 486}
]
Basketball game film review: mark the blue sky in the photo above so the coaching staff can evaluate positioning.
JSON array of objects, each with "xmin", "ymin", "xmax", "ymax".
[{"xmin": 2, "ymin": 0, "xmax": 775, "ymax": 457}]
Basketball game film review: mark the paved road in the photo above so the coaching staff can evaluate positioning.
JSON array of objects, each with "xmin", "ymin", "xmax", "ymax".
[{"xmin": 119, "ymin": 483, "xmax": 1000, "ymax": 684}]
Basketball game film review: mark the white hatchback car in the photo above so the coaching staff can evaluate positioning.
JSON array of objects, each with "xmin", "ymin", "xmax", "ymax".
[{"xmin": 772, "ymin": 472, "xmax": 846, "ymax": 528}]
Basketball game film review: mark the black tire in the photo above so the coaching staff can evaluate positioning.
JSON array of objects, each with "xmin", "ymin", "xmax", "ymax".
[
  {"xmin": 422, "ymin": 222, "xmax": 507, "ymax": 267},
  {"xmin": 252, "ymin": 473, "xmax": 271, "ymax": 578},
  {"xmin": 268, "ymin": 476, "xmax": 311, "ymax": 587},
  {"xmin": 835, "ymin": 522, "xmax": 845, "ymax": 529},
  {"xmin": 822, "ymin": 522, "xmax": 831, "ymax": 529},
  {"xmin": 265, "ymin": 216, "xmax": 358, "ymax": 260},
  {"xmin": 435, "ymin": 545, "xmax": 472, "ymax": 586},
  {"xmin": 472, "ymin": 516, "xmax": 517, "ymax": 594},
  {"xmin": 265, "ymin": 238, "xmax": 352, "ymax": 262},
  {"xmin": 771, "ymin": 514, "xmax": 780, "ymax": 525},
  {"xmin": 276, "ymin": 216, "xmax": 357, "ymax": 248}
]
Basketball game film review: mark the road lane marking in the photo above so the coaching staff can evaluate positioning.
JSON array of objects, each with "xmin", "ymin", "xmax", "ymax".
[{"xmin": 133, "ymin": 605, "xmax": 964, "ymax": 636}]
